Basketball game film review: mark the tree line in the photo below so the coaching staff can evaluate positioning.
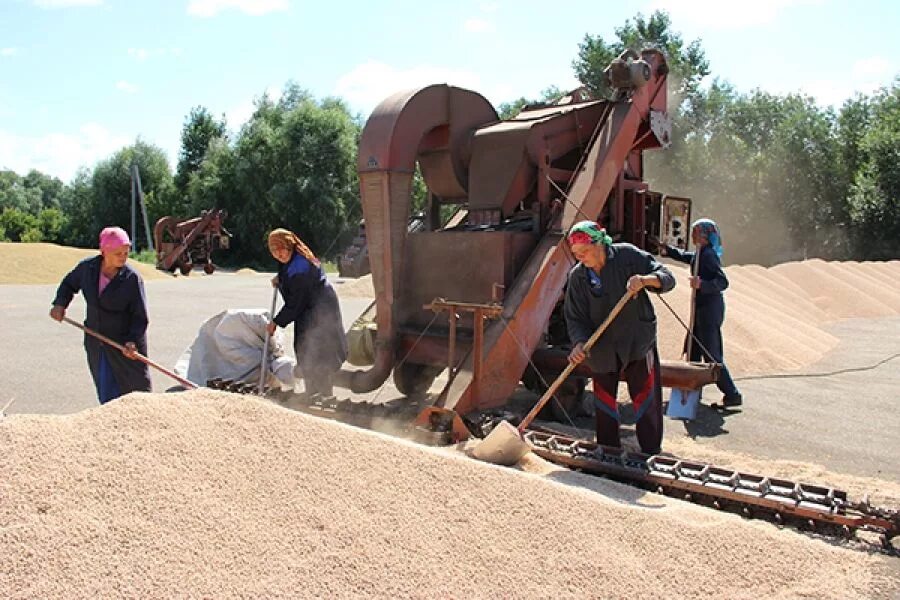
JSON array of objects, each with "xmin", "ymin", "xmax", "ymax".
[{"xmin": 1, "ymin": 11, "xmax": 897, "ymax": 265}]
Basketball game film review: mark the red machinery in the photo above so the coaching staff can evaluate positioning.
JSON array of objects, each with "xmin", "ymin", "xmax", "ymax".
[
  {"xmin": 207, "ymin": 50, "xmax": 900, "ymax": 546},
  {"xmin": 337, "ymin": 49, "xmax": 716, "ymax": 434},
  {"xmin": 338, "ymin": 215, "xmax": 427, "ymax": 278},
  {"xmin": 154, "ymin": 209, "xmax": 231, "ymax": 275}
]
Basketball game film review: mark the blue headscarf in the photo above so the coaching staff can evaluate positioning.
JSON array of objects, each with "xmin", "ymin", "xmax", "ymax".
[{"xmin": 692, "ymin": 218, "xmax": 723, "ymax": 258}]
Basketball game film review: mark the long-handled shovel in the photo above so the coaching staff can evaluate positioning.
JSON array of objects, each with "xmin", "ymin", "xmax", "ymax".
[
  {"xmin": 258, "ymin": 286, "xmax": 279, "ymax": 394},
  {"xmin": 62, "ymin": 317, "xmax": 197, "ymax": 390},
  {"xmin": 666, "ymin": 255, "xmax": 702, "ymax": 420},
  {"xmin": 472, "ymin": 290, "xmax": 635, "ymax": 466}
]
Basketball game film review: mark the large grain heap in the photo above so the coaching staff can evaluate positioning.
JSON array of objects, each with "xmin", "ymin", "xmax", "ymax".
[
  {"xmin": 653, "ymin": 259, "xmax": 900, "ymax": 374},
  {"xmin": 1, "ymin": 390, "xmax": 896, "ymax": 598}
]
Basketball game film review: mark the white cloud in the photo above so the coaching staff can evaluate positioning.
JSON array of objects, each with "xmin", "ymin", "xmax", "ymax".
[
  {"xmin": 115, "ymin": 80, "xmax": 139, "ymax": 94},
  {"xmin": 187, "ymin": 0, "xmax": 289, "ymax": 18},
  {"xmin": 464, "ymin": 18, "xmax": 495, "ymax": 33},
  {"xmin": 853, "ymin": 56, "xmax": 892, "ymax": 79},
  {"xmin": 768, "ymin": 55, "xmax": 895, "ymax": 107},
  {"xmin": 0, "ymin": 124, "xmax": 130, "ymax": 182},
  {"xmin": 334, "ymin": 61, "xmax": 483, "ymax": 115},
  {"xmin": 225, "ymin": 85, "xmax": 282, "ymax": 128},
  {"xmin": 1, "ymin": 48, "xmax": 19, "ymax": 57},
  {"xmin": 128, "ymin": 48, "xmax": 150, "ymax": 61},
  {"xmin": 32, "ymin": 0, "xmax": 102, "ymax": 8},
  {"xmin": 127, "ymin": 47, "xmax": 182, "ymax": 61},
  {"xmin": 647, "ymin": 0, "xmax": 822, "ymax": 29}
]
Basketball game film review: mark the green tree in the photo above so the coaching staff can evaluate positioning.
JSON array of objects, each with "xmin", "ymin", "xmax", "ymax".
[
  {"xmin": 0, "ymin": 207, "xmax": 39, "ymax": 242},
  {"xmin": 573, "ymin": 10, "xmax": 709, "ymax": 103},
  {"xmin": 836, "ymin": 95, "xmax": 871, "ymax": 188},
  {"xmin": 174, "ymin": 106, "xmax": 227, "ymax": 196},
  {"xmin": 0, "ymin": 170, "xmax": 42, "ymax": 213},
  {"xmin": 91, "ymin": 139, "xmax": 175, "ymax": 250},
  {"xmin": 186, "ymin": 83, "xmax": 361, "ymax": 264},
  {"xmin": 23, "ymin": 170, "xmax": 65, "ymax": 210},
  {"xmin": 847, "ymin": 80, "xmax": 900, "ymax": 258},
  {"xmin": 498, "ymin": 86, "xmax": 568, "ymax": 119},
  {"xmin": 59, "ymin": 167, "xmax": 98, "ymax": 248},
  {"xmin": 37, "ymin": 208, "xmax": 67, "ymax": 244}
]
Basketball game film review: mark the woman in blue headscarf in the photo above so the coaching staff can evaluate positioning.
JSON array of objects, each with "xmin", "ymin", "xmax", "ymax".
[{"xmin": 660, "ymin": 218, "xmax": 742, "ymax": 408}]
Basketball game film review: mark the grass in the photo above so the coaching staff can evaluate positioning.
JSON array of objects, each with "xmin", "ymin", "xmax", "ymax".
[{"xmin": 130, "ymin": 249, "xmax": 157, "ymax": 265}]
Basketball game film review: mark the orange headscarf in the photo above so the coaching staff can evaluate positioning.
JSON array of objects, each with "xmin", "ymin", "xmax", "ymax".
[{"xmin": 268, "ymin": 228, "xmax": 320, "ymax": 266}]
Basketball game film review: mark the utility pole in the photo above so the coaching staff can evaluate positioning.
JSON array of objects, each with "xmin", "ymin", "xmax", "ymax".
[{"xmin": 130, "ymin": 164, "xmax": 155, "ymax": 252}]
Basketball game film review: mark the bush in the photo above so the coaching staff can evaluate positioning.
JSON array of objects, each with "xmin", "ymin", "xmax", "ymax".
[
  {"xmin": 0, "ymin": 208, "xmax": 38, "ymax": 242},
  {"xmin": 129, "ymin": 249, "xmax": 157, "ymax": 265},
  {"xmin": 20, "ymin": 228, "xmax": 43, "ymax": 243}
]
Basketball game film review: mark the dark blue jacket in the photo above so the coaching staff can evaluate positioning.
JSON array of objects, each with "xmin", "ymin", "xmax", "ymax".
[
  {"xmin": 564, "ymin": 243, "xmax": 676, "ymax": 373},
  {"xmin": 274, "ymin": 252, "xmax": 347, "ymax": 374},
  {"xmin": 665, "ymin": 244, "xmax": 728, "ymax": 309},
  {"xmin": 273, "ymin": 253, "xmax": 328, "ymax": 329},
  {"xmin": 53, "ymin": 255, "xmax": 151, "ymax": 394}
]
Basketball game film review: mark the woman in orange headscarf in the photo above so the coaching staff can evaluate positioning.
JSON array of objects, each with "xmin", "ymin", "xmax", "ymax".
[{"xmin": 266, "ymin": 228, "xmax": 347, "ymax": 397}]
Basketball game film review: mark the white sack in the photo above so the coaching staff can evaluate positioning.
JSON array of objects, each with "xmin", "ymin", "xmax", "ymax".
[{"xmin": 175, "ymin": 309, "xmax": 296, "ymax": 388}]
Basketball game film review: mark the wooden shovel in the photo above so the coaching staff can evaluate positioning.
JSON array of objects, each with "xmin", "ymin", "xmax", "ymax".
[
  {"xmin": 472, "ymin": 290, "xmax": 635, "ymax": 466},
  {"xmin": 666, "ymin": 254, "xmax": 702, "ymax": 420},
  {"xmin": 62, "ymin": 317, "xmax": 197, "ymax": 390}
]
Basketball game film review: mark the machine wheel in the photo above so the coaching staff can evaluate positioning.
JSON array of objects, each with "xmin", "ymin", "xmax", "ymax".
[
  {"xmin": 180, "ymin": 262, "xmax": 193, "ymax": 276},
  {"xmin": 203, "ymin": 263, "xmax": 216, "ymax": 274},
  {"xmin": 393, "ymin": 363, "xmax": 443, "ymax": 397},
  {"xmin": 522, "ymin": 364, "xmax": 587, "ymax": 422}
]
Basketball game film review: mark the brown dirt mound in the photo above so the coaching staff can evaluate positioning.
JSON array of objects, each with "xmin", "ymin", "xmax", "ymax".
[
  {"xmin": 0, "ymin": 242, "xmax": 163, "ymax": 284},
  {"xmin": 1, "ymin": 390, "xmax": 890, "ymax": 599}
]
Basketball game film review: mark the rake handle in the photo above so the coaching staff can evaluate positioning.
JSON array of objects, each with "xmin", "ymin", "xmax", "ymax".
[
  {"xmin": 62, "ymin": 317, "xmax": 197, "ymax": 390},
  {"xmin": 258, "ymin": 286, "xmax": 279, "ymax": 392},
  {"xmin": 517, "ymin": 290, "xmax": 634, "ymax": 433}
]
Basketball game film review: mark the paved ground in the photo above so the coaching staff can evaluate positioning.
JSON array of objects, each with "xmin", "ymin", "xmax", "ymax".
[
  {"xmin": 2, "ymin": 272, "xmax": 899, "ymax": 481},
  {"xmin": 0, "ymin": 272, "xmax": 372, "ymax": 414},
  {"xmin": 665, "ymin": 316, "xmax": 900, "ymax": 482}
]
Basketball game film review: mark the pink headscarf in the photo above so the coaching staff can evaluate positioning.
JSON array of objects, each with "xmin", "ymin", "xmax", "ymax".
[{"xmin": 99, "ymin": 227, "xmax": 131, "ymax": 252}]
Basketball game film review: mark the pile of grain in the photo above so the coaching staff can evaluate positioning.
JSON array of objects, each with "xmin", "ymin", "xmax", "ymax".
[
  {"xmin": 330, "ymin": 261, "xmax": 900, "ymax": 375},
  {"xmin": 653, "ymin": 259, "xmax": 900, "ymax": 375},
  {"xmin": 0, "ymin": 242, "xmax": 162, "ymax": 284},
  {"xmin": 1, "ymin": 390, "xmax": 892, "ymax": 598},
  {"xmin": 332, "ymin": 274, "xmax": 377, "ymax": 298}
]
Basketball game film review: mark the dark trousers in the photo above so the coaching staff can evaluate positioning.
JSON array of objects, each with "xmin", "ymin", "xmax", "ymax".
[
  {"xmin": 304, "ymin": 368, "xmax": 335, "ymax": 397},
  {"xmin": 591, "ymin": 347, "xmax": 664, "ymax": 454},
  {"xmin": 97, "ymin": 349, "xmax": 122, "ymax": 404},
  {"xmin": 691, "ymin": 303, "xmax": 740, "ymax": 398}
]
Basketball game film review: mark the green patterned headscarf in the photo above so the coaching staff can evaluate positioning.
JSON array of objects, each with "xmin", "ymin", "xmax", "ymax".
[{"xmin": 567, "ymin": 220, "xmax": 613, "ymax": 247}]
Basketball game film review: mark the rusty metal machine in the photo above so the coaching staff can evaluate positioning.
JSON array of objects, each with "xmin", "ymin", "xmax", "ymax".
[
  {"xmin": 154, "ymin": 209, "xmax": 231, "ymax": 275},
  {"xmin": 208, "ymin": 50, "xmax": 899, "ymax": 551},
  {"xmin": 338, "ymin": 221, "xmax": 370, "ymax": 278},
  {"xmin": 338, "ymin": 215, "xmax": 427, "ymax": 278},
  {"xmin": 338, "ymin": 48, "xmax": 714, "ymax": 420}
]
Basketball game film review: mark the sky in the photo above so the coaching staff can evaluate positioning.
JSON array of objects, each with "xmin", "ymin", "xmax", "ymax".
[{"xmin": 0, "ymin": 0, "xmax": 897, "ymax": 183}]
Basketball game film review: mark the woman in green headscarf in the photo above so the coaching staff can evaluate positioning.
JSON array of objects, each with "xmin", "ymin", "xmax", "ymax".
[{"xmin": 564, "ymin": 220, "xmax": 676, "ymax": 455}]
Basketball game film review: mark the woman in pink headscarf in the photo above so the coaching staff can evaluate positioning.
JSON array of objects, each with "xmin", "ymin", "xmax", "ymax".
[{"xmin": 50, "ymin": 227, "xmax": 152, "ymax": 404}]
